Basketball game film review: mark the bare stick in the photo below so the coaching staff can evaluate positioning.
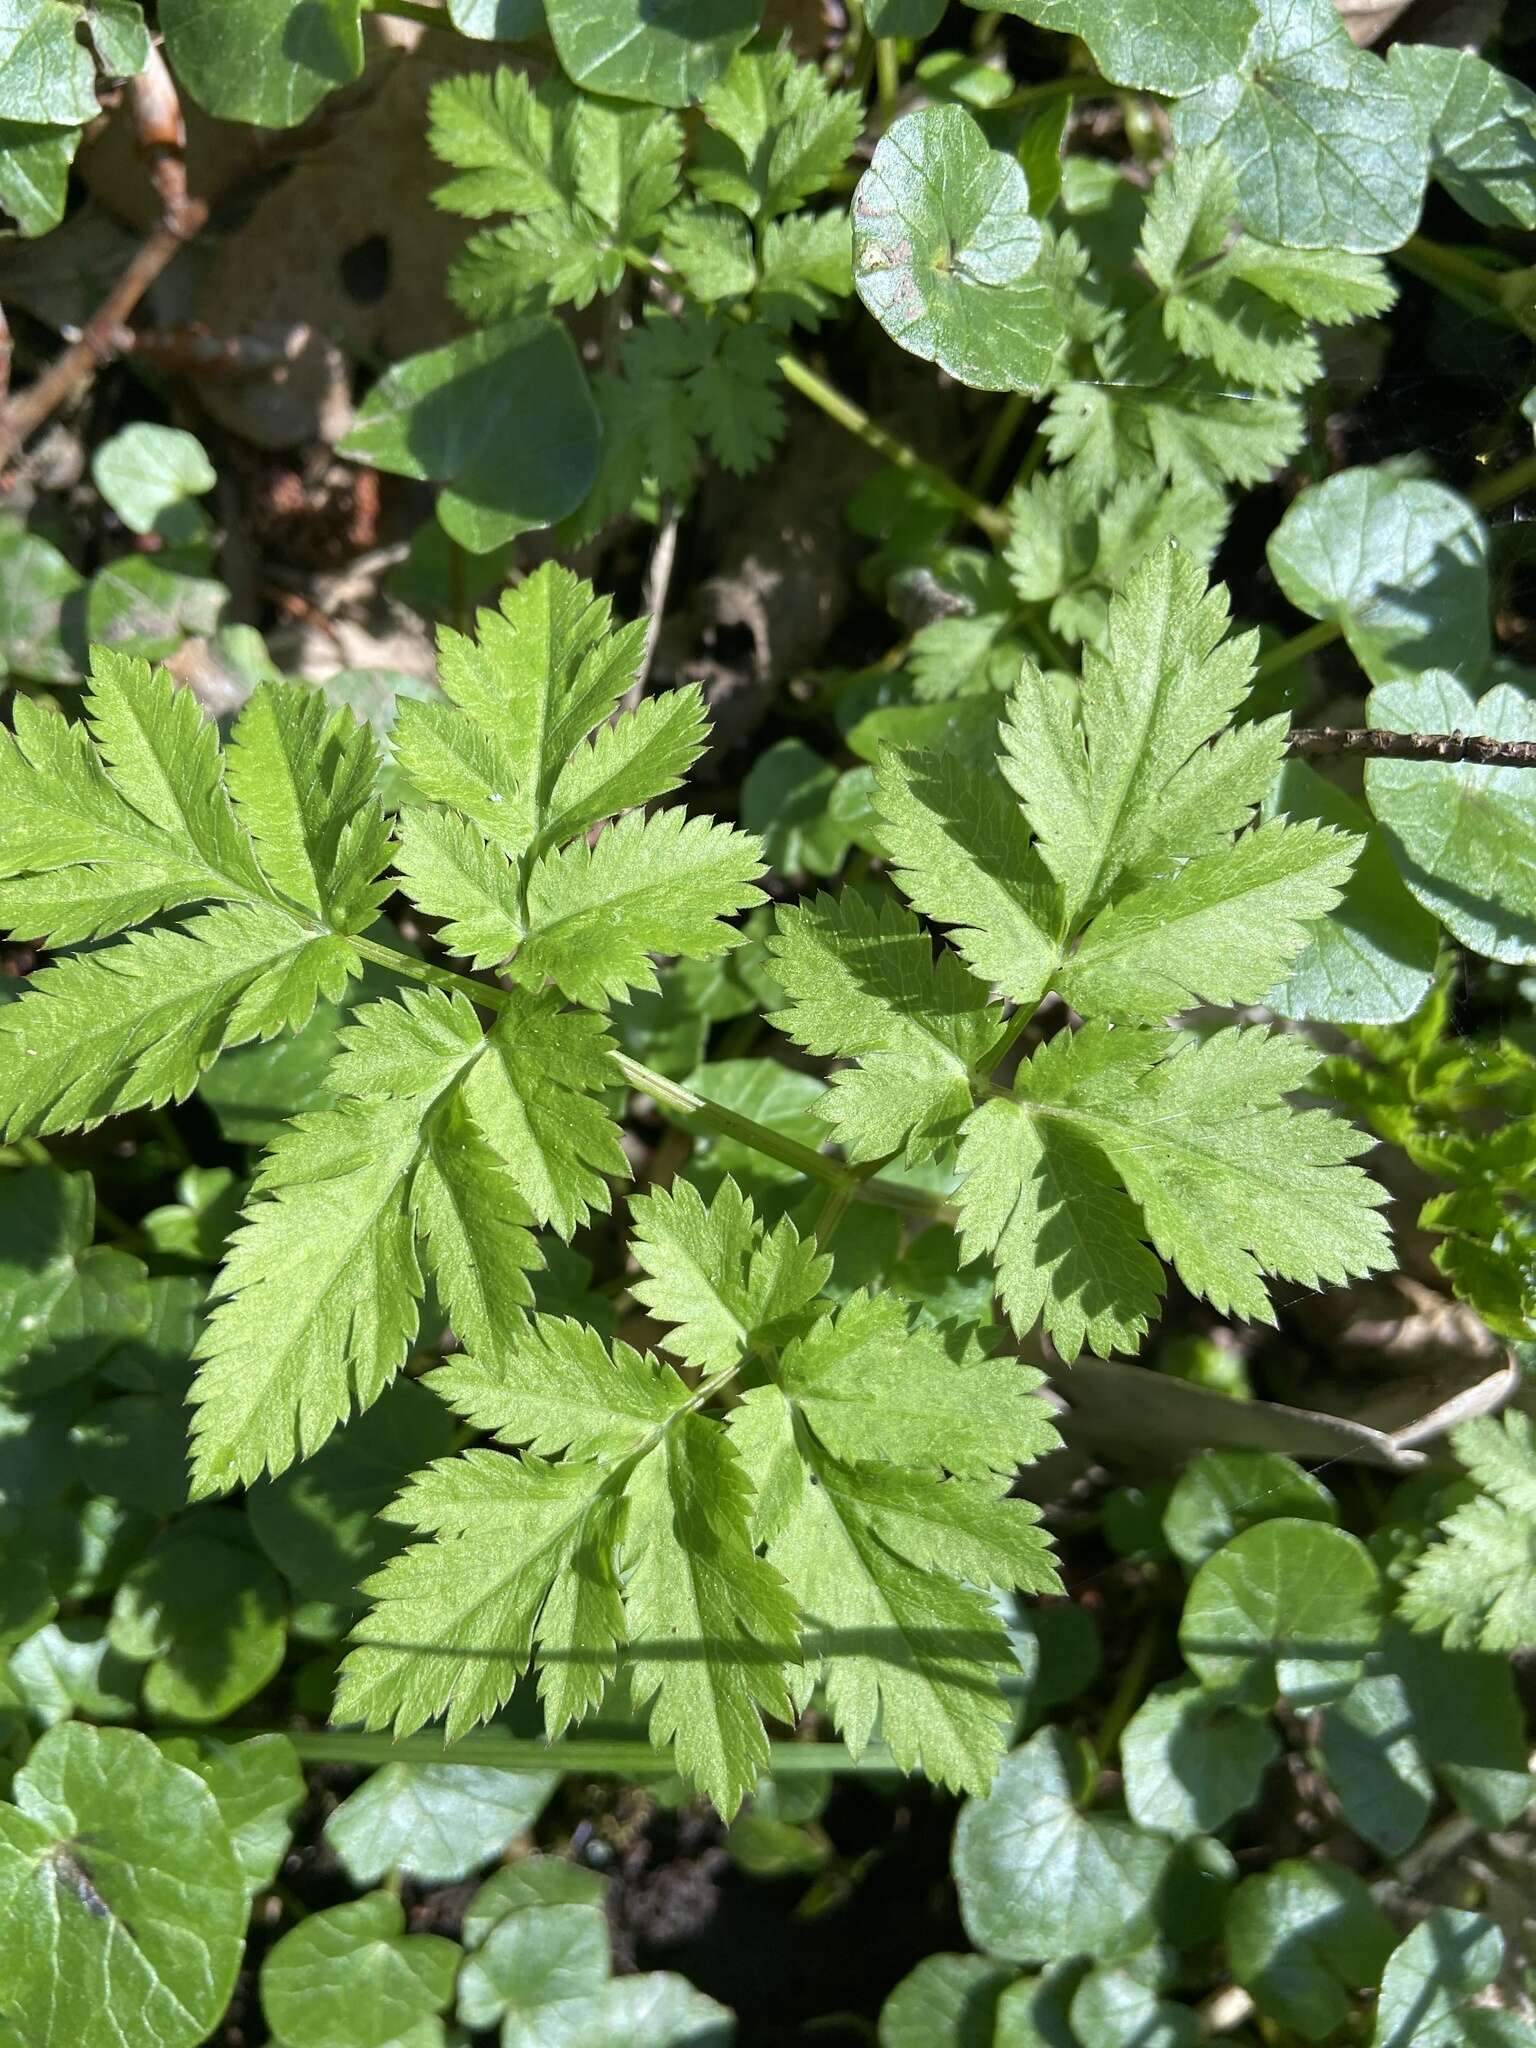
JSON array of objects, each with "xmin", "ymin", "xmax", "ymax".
[
  {"xmin": 0, "ymin": 300, "xmax": 10, "ymax": 413},
  {"xmin": 1288, "ymin": 727, "xmax": 1536, "ymax": 769},
  {"xmin": 0, "ymin": 46, "xmax": 205, "ymax": 471},
  {"xmin": 629, "ymin": 496, "xmax": 681, "ymax": 708}
]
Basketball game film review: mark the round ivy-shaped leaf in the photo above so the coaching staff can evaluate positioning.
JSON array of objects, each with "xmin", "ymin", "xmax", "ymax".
[
  {"xmin": 0, "ymin": 1723, "xmax": 245, "ymax": 2048},
  {"xmin": 742, "ymin": 739, "xmax": 851, "ymax": 879},
  {"xmin": 1163, "ymin": 1450, "xmax": 1337, "ymax": 1570},
  {"xmin": 247, "ymin": 1378, "xmax": 456, "ymax": 1606},
  {"xmin": 0, "ymin": 522, "xmax": 84, "ymax": 681},
  {"xmin": 324, "ymin": 1763, "xmax": 557, "ymax": 1886},
  {"xmin": 994, "ymin": 0, "xmax": 1257, "ymax": 95},
  {"xmin": 544, "ymin": 0, "xmax": 761, "ymax": 108},
  {"xmin": 158, "ymin": 0, "xmax": 364, "ymax": 127},
  {"xmin": 993, "ymin": 1968, "xmax": 1083, "ymax": 2048},
  {"xmin": 8, "ymin": 1617, "xmax": 140, "ymax": 1726},
  {"xmin": 158, "ymin": 1733, "xmax": 304, "ymax": 1897},
  {"xmin": 1225, "ymin": 1859, "xmax": 1395, "ymax": 2040},
  {"xmin": 853, "ymin": 104, "xmax": 1064, "ymax": 393},
  {"xmin": 1365, "ymin": 670, "xmax": 1536, "ymax": 964},
  {"xmin": 260, "ymin": 1892, "xmax": 460, "ymax": 2048},
  {"xmin": 954, "ymin": 1726, "xmax": 1168, "ymax": 1964},
  {"xmin": 457, "ymin": 1899, "xmax": 610, "ymax": 2032},
  {"xmin": 1389, "ymin": 45, "xmax": 1536, "ymax": 233},
  {"xmin": 1267, "ymin": 468, "xmax": 1489, "ymax": 685},
  {"xmin": 878, "ymin": 1953, "xmax": 1014, "ymax": 2047},
  {"xmin": 0, "ymin": 5, "xmax": 101, "ymax": 125},
  {"xmin": 1262, "ymin": 762, "xmax": 1438, "ymax": 1027},
  {"xmin": 0, "ymin": 1168, "xmax": 151, "ymax": 1395},
  {"xmin": 464, "ymin": 1857, "xmax": 608, "ymax": 1947},
  {"xmin": 1171, "ymin": 0, "xmax": 1428, "ymax": 253},
  {"xmin": 79, "ymin": 554, "xmax": 229, "ymax": 665},
  {"xmin": 342, "ymin": 317, "xmax": 601, "ymax": 553},
  {"xmin": 1372, "ymin": 1909, "xmax": 1519, "ymax": 2048},
  {"xmin": 0, "ymin": 120, "xmax": 80, "ymax": 239},
  {"xmin": 1069, "ymin": 1967, "xmax": 1201, "ymax": 2048},
  {"xmin": 70, "ymin": 1392, "xmax": 190, "ymax": 1515},
  {"xmin": 1317, "ymin": 1667, "xmax": 1435, "ymax": 1857},
  {"xmin": 1120, "ymin": 1681, "xmax": 1279, "ymax": 1837},
  {"xmin": 108, "ymin": 1513, "xmax": 287, "ymax": 1723},
  {"xmin": 92, "ymin": 425, "xmax": 215, "ymax": 542},
  {"xmin": 1181, "ymin": 1518, "xmax": 1382, "ymax": 1709},
  {"xmin": 865, "ymin": 0, "xmax": 946, "ymax": 33}
]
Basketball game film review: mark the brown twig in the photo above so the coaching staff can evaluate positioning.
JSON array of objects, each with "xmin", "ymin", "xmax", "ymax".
[
  {"xmin": 0, "ymin": 43, "xmax": 205, "ymax": 472},
  {"xmin": 1287, "ymin": 726, "xmax": 1536, "ymax": 769}
]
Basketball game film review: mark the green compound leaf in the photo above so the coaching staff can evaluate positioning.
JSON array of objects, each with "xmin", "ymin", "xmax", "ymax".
[
  {"xmin": 852, "ymin": 104, "xmax": 1064, "ymax": 393},
  {"xmin": 1365, "ymin": 670, "xmax": 1536, "ymax": 965},
  {"xmin": 1171, "ymin": 0, "xmax": 1428, "ymax": 253},
  {"xmin": 1162, "ymin": 1449, "xmax": 1337, "ymax": 1570},
  {"xmin": 1225, "ymin": 1860, "xmax": 1395, "ymax": 2041},
  {"xmin": 770, "ymin": 890, "xmax": 1004, "ymax": 1165},
  {"xmin": 159, "ymin": 0, "xmax": 363, "ymax": 128},
  {"xmin": 694, "ymin": 47, "xmax": 862, "ymax": 220},
  {"xmin": 1267, "ymin": 467, "xmax": 1490, "ymax": 684},
  {"xmin": 957, "ymin": 1025, "xmax": 1390, "ymax": 1359},
  {"xmin": 1180, "ymin": 1518, "xmax": 1383, "ymax": 1709},
  {"xmin": 341, "ymin": 317, "xmax": 601, "ymax": 553},
  {"xmin": 953, "ymin": 1727, "xmax": 1168, "ymax": 1965},
  {"xmin": 259, "ymin": 1892, "xmax": 460, "ymax": 2048},
  {"xmin": 0, "ymin": 1724, "xmax": 247, "ymax": 2048},
  {"xmin": 325, "ymin": 1763, "xmax": 556, "ymax": 1886},
  {"xmin": 993, "ymin": 0, "xmax": 1257, "ymax": 94},
  {"xmin": 1120, "ymin": 1681, "xmax": 1279, "ymax": 1836},
  {"xmin": 544, "ymin": 0, "xmax": 762, "ymax": 108},
  {"xmin": 1390, "ymin": 45, "xmax": 1536, "ymax": 231},
  {"xmin": 1400, "ymin": 1410, "xmax": 1536, "ymax": 1654},
  {"xmin": 1372, "ymin": 1910, "xmax": 1536, "ymax": 2048}
]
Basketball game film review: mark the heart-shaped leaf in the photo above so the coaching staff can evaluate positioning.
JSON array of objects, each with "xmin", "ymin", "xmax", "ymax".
[
  {"xmin": 1180, "ymin": 1518, "xmax": 1382, "ymax": 1708},
  {"xmin": 544, "ymin": 0, "xmax": 762, "ymax": 107}
]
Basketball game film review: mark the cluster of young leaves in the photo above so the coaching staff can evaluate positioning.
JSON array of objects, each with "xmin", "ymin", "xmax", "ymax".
[
  {"xmin": 345, "ymin": 42, "xmax": 859, "ymax": 550},
  {"xmin": 0, "ymin": 564, "xmax": 765, "ymax": 1509},
  {"xmin": 880, "ymin": 1441, "xmax": 1536, "ymax": 2048},
  {"xmin": 341, "ymin": 1172, "xmax": 1064, "ymax": 1812},
  {"xmin": 0, "ymin": 1715, "xmax": 731, "ymax": 2048},
  {"xmin": 775, "ymin": 543, "xmax": 1392, "ymax": 1362},
  {"xmin": 1323, "ymin": 977, "xmax": 1536, "ymax": 1342}
]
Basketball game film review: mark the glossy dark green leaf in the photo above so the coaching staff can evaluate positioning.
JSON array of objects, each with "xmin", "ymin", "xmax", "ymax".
[
  {"xmin": 1268, "ymin": 468, "xmax": 1489, "ymax": 684},
  {"xmin": 853, "ymin": 104, "xmax": 1063, "ymax": 393},
  {"xmin": 159, "ymin": 0, "xmax": 364, "ymax": 127},
  {"xmin": 0, "ymin": 1724, "xmax": 246, "ymax": 2048},
  {"xmin": 448, "ymin": 0, "xmax": 545, "ymax": 34},
  {"xmin": 341, "ymin": 317, "xmax": 601, "ymax": 552},
  {"xmin": 1365, "ymin": 670, "xmax": 1536, "ymax": 963},
  {"xmin": 0, "ymin": 522, "xmax": 82, "ymax": 681},
  {"xmin": 878, "ymin": 1953, "xmax": 1014, "ymax": 2048},
  {"xmin": 0, "ymin": 120, "xmax": 79, "ymax": 237},
  {"xmin": 1162, "ymin": 1450, "xmax": 1337, "ymax": 1570},
  {"xmin": 741, "ymin": 739, "xmax": 852, "ymax": 879},
  {"xmin": 994, "ymin": 0, "xmax": 1257, "ymax": 94},
  {"xmin": 1171, "ymin": 0, "xmax": 1427, "ymax": 252},
  {"xmin": 1069, "ymin": 1968, "xmax": 1201, "ymax": 2048},
  {"xmin": 260, "ymin": 1892, "xmax": 460, "ymax": 2048},
  {"xmin": 1263, "ymin": 762, "xmax": 1438, "ymax": 1026},
  {"xmin": 544, "ymin": 0, "xmax": 761, "ymax": 107},
  {"xmin": 1372, "ymin": 1910, "xmax": 1530, "ymax": 2048},
  {"xmin": 247, "ymin": 1378, "xmax": 457, "ymax": 1606},
  {"xmin": 1120, "ymin": 1681, "xmax": 1278, "ymax": 1836},
  {"xmin": 0, "ymin": 4, "xmax": 100, "ymax": 124},
  {"xmin": 158, "ymin": 1732, "xmax": 305, "ymax": 1896},
  {"xmin": 1389, "ymin": 45, "xmax": 1536, "ymax": 231},
  {"xmin": 108, "ymin": 1513, "xmax": 287, "ymax": 1723},
  {"xmin": 1225, "ymin": 1859, "xmax": 1395, "ymax": 2040},
  {"xmin": 0, "ymin": 1168, "xmax": 151, "ymax": 1396},
  {"xmin": 7, "ymin": 1618, "xmax": 139, "ymax": 1726},
  {"xmin": 325, "ymin": 1763, "xmax": 557, "ymax": 1885},
  {"xmin": 954, "ymin": 1727, "xmax": 1167, "ymax": 1964},
  {"xmin": 1180, "ymin": 1518, "xmax": 1382, "ymax": 1709}
]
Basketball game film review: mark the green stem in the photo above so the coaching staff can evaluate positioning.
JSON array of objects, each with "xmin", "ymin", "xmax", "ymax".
[
  {"xmin": 237, "ymin": 1728, "xmax": 900, "ymax": 1775},
  {"xmin": 970, "ymin": 391, "xmax": 1032, "ymax": 496},
  {"xmin": 875, "ymin": 38, "xmax": 901, "ymax": 125},
  {"xmin": 1251, "ymin": 615, "xmax": 1340, "ymax": 684},
  {"xmin": 774, "ymin": 352, "xmax": 1010, "ymax": 543},
  {"xmin": 348, "ymin": 934, "xmax": 858, "ymax": 1193},
  {"xmin": 1092, "ymin": 1614, "xmax": 1161, "ymax": 1768},
  {"xmin": 1471, "ymin": 448, "xmax": 1536, "ymax": 514},
  {"xmin": 995, "ymin": 73, "xmax": 1113, "ymax": 113},
  {"xmin": 1393, "ymin": 236, "xmax": 1536, "ymax": 337}
]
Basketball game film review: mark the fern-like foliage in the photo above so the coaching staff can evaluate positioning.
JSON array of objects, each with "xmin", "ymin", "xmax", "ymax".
[
  {"xmin": 772, "ymin": 546, "xmax": 1393, "ymax": 1361},
  {"xmin": 0, "ymin": 567, "xmax": 762, "ymax": 1498},
  {"xmin": 1400, "ymin": 1411, "xmax": 1536, "ymax": 1653},
  {"xmin": 337, "ymin": 1176, "xmax": 1062, "ymax": 1812}
]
